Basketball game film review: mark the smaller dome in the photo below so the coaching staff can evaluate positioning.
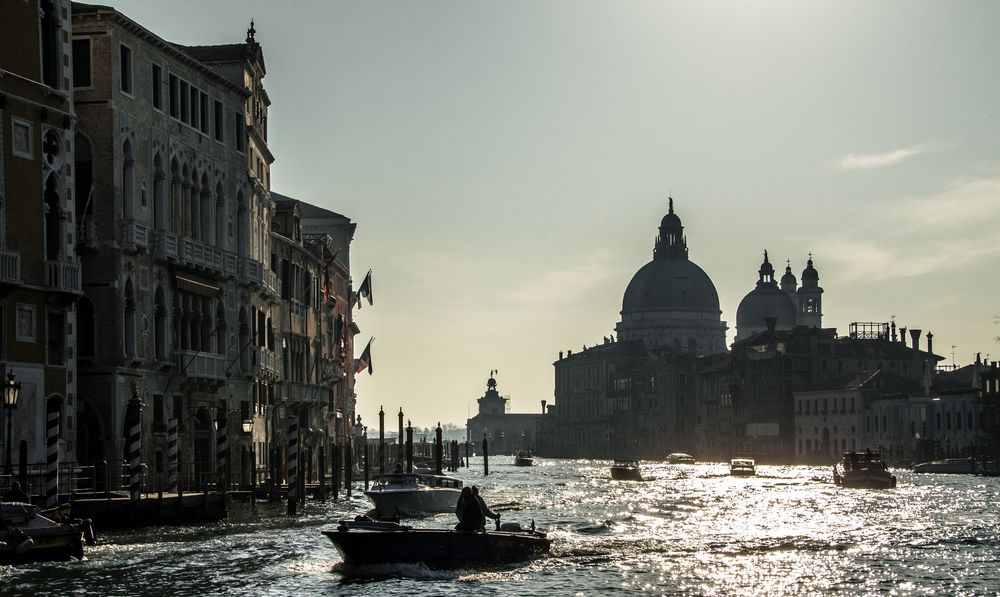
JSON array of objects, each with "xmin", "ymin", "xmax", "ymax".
[
  {"xmin": 780, "ymin": 262, "xmax": 797, "ymax": 289},
  {"xmin": 802, "ymin": 255, "xmax": 819, "ymax": 286},
  {"xmin": 737, "ymin": 286, "xmax": 797, "ymax": 330},
  {"xmin": 660, "ymin": 197, "xmax": 681, "ymax": 229}
]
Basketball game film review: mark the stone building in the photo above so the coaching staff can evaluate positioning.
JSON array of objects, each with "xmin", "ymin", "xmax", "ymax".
[
  {"xmin": 0, "ymin": 0, "xmax": 82, "ymax": 474},
  {"xmin": 466, "ymin": 375, "xmax": 542, "ymax": 455}
]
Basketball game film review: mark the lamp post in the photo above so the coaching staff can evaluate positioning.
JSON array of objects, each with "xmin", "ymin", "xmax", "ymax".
[
  {"xmin": 242, "ymin": 418, "xmax": 255, "ymax": 509},
  {"xmin": 3, "ymin": 370, "xmax": 22, "ymax": 475}
]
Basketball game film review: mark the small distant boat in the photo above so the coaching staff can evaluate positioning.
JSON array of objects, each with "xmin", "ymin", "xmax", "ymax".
[
  {"xmin": 666, "ymin": 452, "xmax": 696, "ymax": 465},
  {"xmin": 730, "ymin": 458, "xmax": 756, "ymax": 477},
  {"xmin": 0, "ymin": 503, "xmax": 93, "ymax": 563},
  {"xmin": 610, "ymin": 460, "xmax": 643, "ymax": 481},
  {"xmin": 913, "ymin": 457, "xmax": 976, "ymax": 474},
  {"xmin": 323, "ymin": 518, "xmax": 551, "ymax": 568},
  {"xmin": 513, "ymin": 451, "xmax": 534, "ymax": 466},
  {"xmin": 833, "ymin": 451, "xmax": 896, "ymax": 489},
  {"xmin": 364, "ymin": 472, "xmax": 463, "ymax": 515}
]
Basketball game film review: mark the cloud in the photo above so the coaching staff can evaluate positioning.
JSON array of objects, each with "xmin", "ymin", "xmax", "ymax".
[{"xmin": 836, "ymin": 144, "xmax": 930, "ymax": 171}]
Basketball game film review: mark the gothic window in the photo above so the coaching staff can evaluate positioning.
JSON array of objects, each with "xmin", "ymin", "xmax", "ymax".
[
  {"xmin": 153, "ymin": 153, "xmax": 165, "ymax": 229},
  {"xmin": 47, "ymin": 311, "xmax": 66, "ymax": 366},
  {"xmin": 215, "ymin": 301, "xmax": 226, "ymax": 355},
  {"xmin": 154, "ymin": 286, "xmax": 167, "ymax": 361},
  {"xmin": 119, "ymin": 44, "xmax": 133, "ymax": 94},
  {"xmin": 215, "ymin": 183, "xmax": 226, "ymax": 249},
  {"xmin": 200, "ymin": 298, "xmax": 212, "ymax": 353},
  {"xmin": 151, "ymin": 64, "xmax": 162, "ymax": 110},
  {"xmin": 236, "ymin": 191, "xmax": 248, "ymax": 258},
  {"xmin": 238, "ymin": 307, "xmax": 250, "ymax": 373},
  {"xmin": 200, "ymin": 173, "xmax": 212, "ymax": 243},
  {"xmin": 122, "ymin": 139, "xmax": 134, "ymax": 220},
  {"xmin": 41, "ymin": 0, "xmax": 61, "ymax": 88},
  {"xmin": 44, "ymin": 173, "xmax": 62, "ymax": 260},
  {"xmin": 73, "ymin": 39, "xmax": 92, "ymax": 87}
]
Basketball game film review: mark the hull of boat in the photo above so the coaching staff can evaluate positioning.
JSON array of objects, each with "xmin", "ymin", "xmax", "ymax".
[
  {"xmin": 913, "ymin": 459, "xmax": 976, "ymax": 474},
  {"xmin": 837, "ymin": 470, "xmax": 896, "ymax": 489},
  {"xmin": 513, "ymin": 458, "xmax": 534, "ymax": 466},
  {"xmin": 610, "ymin": 467, "xmax": 643, "ymax": 481},
  {"xmin": 730, "ymin": 469, "xmax": 756, "ymax": 477},
  {"xmin": 0, "ymin": 525, "xmax": 84, "ymax": 563},
  {"xmin": 365, "ymin": 487, "xmax": 461, "ymax": 515},
  {"xmin": 324, "ymin": 527, "xmax": 551, "ymax": 567}
]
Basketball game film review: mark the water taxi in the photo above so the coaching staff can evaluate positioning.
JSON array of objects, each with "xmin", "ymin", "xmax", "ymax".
[
  {"xmin": 0, "ymin": 502, "xmax": 93, "ymax": 563},
  {"xmin": 364, "ymin": 472, "xmax": 463, "ymax": 516},
  {"xmin": 610, "ymin": 460, "xmax": 643, "ymax": 481},
  {"xmin": 513, "ymin": 451, "xmax": 534, "ymax": 466},
  {"xmin": 729, "ymin": 458, "xmax": 757, "ymax": 476},
  {"xmin": 833, "ymin": 450, "xmax": 896, "ymax": 489},
  {"xmin": 913, "ymin": 457, "xmax": 976, "ymax": 474},
  {"xmin": 324, "ymin": 517, "xmax": 550, "ymax": 568},
  {"xmin": 666, "ymin": 452, "xmax": 696, "ymax": 465}
]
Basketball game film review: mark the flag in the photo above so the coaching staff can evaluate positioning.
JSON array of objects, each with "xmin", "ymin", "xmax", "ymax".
[
  {"xmin": 355, "ymin": 270, "xmax": 373, "ymax": 309},
  {"xmin": 354, "ymin": 338, "xmax": 373, "ymax": 375}
]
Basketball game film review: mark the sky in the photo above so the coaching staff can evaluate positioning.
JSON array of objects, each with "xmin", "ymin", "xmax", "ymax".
[{"xmin": 108, "ymin": 0, "xmax": 1000, "ymax": 429}]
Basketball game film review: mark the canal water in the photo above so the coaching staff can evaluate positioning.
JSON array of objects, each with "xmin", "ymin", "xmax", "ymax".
[{"xmin": 3, "ymin": 459, "xmax": 999, "ymax": 595}]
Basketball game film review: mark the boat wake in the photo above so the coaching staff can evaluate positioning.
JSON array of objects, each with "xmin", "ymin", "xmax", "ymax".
[{"xmin": 333, "ymin": 560, "xmax": 457, "ymax": 581}]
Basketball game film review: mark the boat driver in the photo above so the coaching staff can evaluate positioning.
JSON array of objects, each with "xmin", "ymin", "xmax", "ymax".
[
  {"xmin": 472, "ymin": 486, "xmax": 500, "ymax": 531},
  {"xmin": 454, "ymin": 487, "xmax": 480, "ymax": 532}
]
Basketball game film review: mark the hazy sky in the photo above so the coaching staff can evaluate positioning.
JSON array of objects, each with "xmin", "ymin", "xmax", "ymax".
[{"xmin": 109, "ymin": 1, "xmax": 1000, "ymax": 429}]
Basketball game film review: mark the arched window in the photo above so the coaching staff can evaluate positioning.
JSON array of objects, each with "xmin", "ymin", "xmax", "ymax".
[
  {"xmin": 154, "ymin": 286, "xmax": 167, "ymax": 361},
  {"xmin": 153, "ymin": 153, "xmax": 166, "ymax": 229},
  {"xmin": 122, "ymin": 139, "xmax": 134, "ymax": 220},
  {"xmin": 215, "ymin": 182, "xmax": 226, "ymax": 249},
  {"xmin": 124, "ymin": 277, "xmax": 136, "ymax": 358},
  {"xmin": 238, "ymin": 307, "xmax": 250, "ymax": 372},
  {"xmin": 189, "ymin": 168, "xmax": 200, "ymax": 240},
  {"xmin": 45, "ymin": 173, "xmax": 62, "ymax": 260},
  {"xmin": 200, "ymin": 298, "xmax": 212, "ymax": 353},
  {"xmin": 236, "ymin": 190, "xmax": 249, "ymax": 259},
  {"xmin": 74, "ymin": 134, "xmax": 94, "ymax": 229},
  {"xmin": 170, "ymin": 159, "xmax": 182, "ymax": 234},
  {"xmin": 215, "ymin": 301, "xmax": 226, "ymax": 355},
  {"xmin": 200, "ymin": 173, "xmax": 212, "ymax": 244}
]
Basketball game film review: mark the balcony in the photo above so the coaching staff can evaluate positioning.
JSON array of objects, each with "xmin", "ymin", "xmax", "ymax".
[
  {"xmin": 174, "ymin": 350, "xmax": 227, "ymax": 381},
  {"xmin": 241, "ymin": 258, "xmax": 262, "ymax": 285},
  {"xmin": 177, "ymin": 238, "xmax": 237, "ymax": 279},
  {"xmin": 262, "ymin": 268, "xmax": 280, "ymax": 299},
  {"xmin": 254, "ymin": 347, "xmax": 280, "ymax": 378},
  {"xmin": 284, "ymin": 380, "xmax": 329, "ymax": 405},
  {"xmin": 46, "ymin": 258, "xmax": 82, "ymax": 295},
  {"xmin": 0, "ymin": 249, "xmax": 21, "ymax": 286},
  {"xmin": 154, "ymin": 230, "xmax": 179, "ymax": 261},
  {"xmin": 121, "ymin": 219, "xmax": 150, "ymax": 251}
]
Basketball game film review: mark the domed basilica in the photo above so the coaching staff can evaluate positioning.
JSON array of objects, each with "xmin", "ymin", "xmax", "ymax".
[
  {"xmin": 735, "ymin": 252, "xmax": 824, "ymax": 341},
  {"xmin": 615, "ymin": 199, "xmax": 727, "ymax": 355}
]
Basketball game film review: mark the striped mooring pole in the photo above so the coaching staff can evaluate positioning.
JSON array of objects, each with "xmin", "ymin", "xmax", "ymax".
[
  {"xmin": 125, "ymin": 389, "xmax": 143, "ymax": 502},
  {"xmin": 167, "ymin": 418, "xmax": 178, "ymax": 493},
  {"xmin": 287, "ymin": 417, "xmax": 298, "ymax": 516},
  {"xmin": 216, "ymin": 412, "xmax": 227, "ymax": 493},
  {"xmin": 45, "ymin": 409, "xmax": 59, "ymax": 508}
]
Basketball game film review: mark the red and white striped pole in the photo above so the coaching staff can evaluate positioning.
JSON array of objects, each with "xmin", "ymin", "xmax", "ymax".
[
  {"xmin": 167, "ymin": 418, "xmax": 178, "ymax": 493},
  {"xmin": 45, "ymin": 409, "xmax": 59, "ymax": 508},
  {"xmin": 287, "ymin": 417, "xmax": 298, "ymax": 516},
  {"xmin": 216, "ymin": 413, "xmax": 227, "ymax": 493},
  {"xmin": 125, "ymin": 390, "xmax": 143, "ymax": 502}
]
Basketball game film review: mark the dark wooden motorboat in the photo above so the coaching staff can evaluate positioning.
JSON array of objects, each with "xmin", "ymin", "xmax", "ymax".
[
  {"xmin": 323, "ymin": 519, "xmax": 551, "ymax": 568},
  {"xmin": 833, "ymin": 450, "xmax": 896, "ymax": 489},
  {"xmin": 513, "ymin": 451, "xmax": 534, "ymax": 466},
  {"xmin": 0, "ymin": 502, "xmax": 93, "ymax": 564},
  {"xmin": 610, "ymin": 460, "xmax": 643, "ymax": 481}
]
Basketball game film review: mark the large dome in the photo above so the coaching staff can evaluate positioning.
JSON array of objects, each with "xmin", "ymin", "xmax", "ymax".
[
  {"xmin": 736, "ymin": 286, "xmax": 797, "ymax": 329},
  {"xmin": 622, "ymin": 258, "xmax": 721, "ymax": 314}
]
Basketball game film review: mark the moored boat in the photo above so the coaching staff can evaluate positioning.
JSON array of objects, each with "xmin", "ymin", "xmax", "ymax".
[
  {"xmin": 913, "ymin": 457, "xmax": 976, "ymax": 474},
  {"xmin": 666, "ymin": 452, "xmax": 696, "ymax": 465},
  {"xmin": 513, "ymin": 451, "xmax": 534, "ymax": 466},
  {"xmin": 833, "ymin": 450, "xmax": 897, "ymax": 489},
  {"xmin": 610, "ymin": 460, "xmax": 643, "ymax": 481},
  {"xmin": 730, "ymin": 458, "xmax": 756, "ymax": 477},
  {"xmin": 364, "ymin": 472, "xmax": 463, "ymax": 515},
  {"xmin": 0, "ymin": 502, "xmax": 92, "ymax": 564},
  {"xmin": 323, "ymin": 518, "xmax": 551, "ymax": 568}
]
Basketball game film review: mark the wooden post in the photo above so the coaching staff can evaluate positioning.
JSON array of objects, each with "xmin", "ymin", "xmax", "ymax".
[
  {"xmin": 318, "ymin": 445, "xmax": 326, "ymax": 502},
  {"xmin": 45, "ymin": 409, "xmax": 59, "ymax": 508},
  {"xmin": 397, "ymin": 408, "xmax": 404, "ymax": 466},
  {"xmin": 363, "ymin": 443, "xmax": 370, "ymax": 491},
  {"xmin": 378, "ymin": 406, "xmax": 385, "ymax": 475},
  {"xmin": 405, "ymin": 422, "xmax": 414, "ymax": 474},
  {"xmin": 125, "ymin": 390, "xmax": 143, "ymax": 502},
  {"xmin": 287, "ymin": 418, "xmax": 298, "ymax": 516},
  {"xmin": 483, "ymin": 434, "xmax": 489, "ymax": 476},
  {"xmin": 345, "ymin": 440, "xmax": 352, "ymax": 498},
  {"xmin": 167, "ymin": 419, "xmax": 178, "ymax": 494},
  {"xmin": 332, "ymin": 443, "xmax": 340, "ymax": 501},
  {"xmin": 435, "ymin": 423, "xmax": 443, "ymax": 475}
]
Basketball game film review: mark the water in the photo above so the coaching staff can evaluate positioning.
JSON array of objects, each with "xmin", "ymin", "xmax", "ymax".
[{"xmin": 3, "ymin": 459, "xmax": 999, "ymax": 595}]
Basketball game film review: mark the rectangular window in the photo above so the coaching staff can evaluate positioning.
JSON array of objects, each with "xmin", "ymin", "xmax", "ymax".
[
  {"xmin": 234, "ymin": 111, "xmax": 246, "ymax": 152},
  {"xmin": 151, "ymin": 64, "xmax": 162, "ymax": 110},
  {"xmin": 153, "ymin": 394, "xmax": 164, "ymax": 426},
  {"xmin": 11, "ymin": 119, "xmax": 33, "ymax": 159},
  {"xmin": 169, "ymin": 74, "xmax": 179, "ymax": 118},
  {"xmin": 172, "ymin": 395, "xmax": 183, "ymax": 425},
  {"xmin": 72, "ymin": 39, "xmax": 91, "ymax": 87},
  {"xmin": 16, "ymin": 304, "xmax": 37, "ymax": 343},
  {"xmin": 199, "ymin": 92, "xmax": 209, "ymax": 134},
  {"xmin": 214, "ymin": 100, "xmax": 224, "ymax": 142},
  {"xmin": 180, "ymin": 80, "xmax": 189, "ymax": 122},
  {"xmin": 46, "ymin": 312, "xmax": 66, "ymax": 366},
  {"xmin": 189, "ymin": 85, "xmax": 199, "ymax": 127},
  {"xmin": 119, "ymin": 44, "xmax": 133, "ymax": 94}
]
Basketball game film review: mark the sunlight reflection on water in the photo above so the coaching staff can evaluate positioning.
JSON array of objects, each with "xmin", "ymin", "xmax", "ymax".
[{"xmin": 3, "ymin": 460, "xmax": 1000, "ymax": 595}]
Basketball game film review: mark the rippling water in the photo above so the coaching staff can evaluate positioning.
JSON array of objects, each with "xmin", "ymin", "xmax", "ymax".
[{"xmin": 3, "ymin": 459, "xmax": 1000, "ymax": 595}]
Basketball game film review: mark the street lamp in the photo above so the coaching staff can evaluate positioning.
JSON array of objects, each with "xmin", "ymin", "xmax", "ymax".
[{"xmin": 3, "ymin": 370, "xmax": 22, "ymax": 475}]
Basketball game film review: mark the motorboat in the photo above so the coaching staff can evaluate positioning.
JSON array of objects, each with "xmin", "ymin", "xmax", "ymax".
[
  {"xmin": 610, "ymin": 460, "xmax": 643, "ymax": 481},
  {"xmin": 513, "ymin": 451, "xmax": 534, "ymax": 466},
  {"xmin": 0, "ymin": 502, "xmax": 94, "ymax": 563},
  {"xmin": 913, "ymin": 457, "xmax": 977, "ymax": 474},
  {"xmin": 364, "ymin": 472, "xmax": 463, "ymax": 515},
  {"xmin": 833, "ymin": 450, "xmax": 897, "ymax": 489},
  {"xmin": 666, "ymin": 452, "xmax": 696, "ymax": 465},
  {"xmin": 730, "ymin": 458, "xmax": 757, "ymax": 477},
  {"xmin": 323, "ymin": 517, "xmax": 551, "ymax": 568}
]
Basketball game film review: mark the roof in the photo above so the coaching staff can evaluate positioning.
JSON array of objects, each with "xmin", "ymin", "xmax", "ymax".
[
  {"xmin": 807, "ymin": 369, "xmax": 922, "ymax": 393},
  {"xmin": 621, "ymin": 257, "xmax": 721, "ymax": 314}
]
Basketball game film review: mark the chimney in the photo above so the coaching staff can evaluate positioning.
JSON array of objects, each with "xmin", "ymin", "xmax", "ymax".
[
  {"xmin": 541, "ymin": 400, "xmax": 547, "ymax": 415},
  {"xmin": 558, "ymin": 351, "xmax": 563, "ymax": 360},
  {"xmin": 891, "ymin": 321, "xmax": 897, "ymax": 342},
  {"xmin": 910, "ymin": 329, "xmax": 922, "ymax": 352},
  {"xmin": 900, "ymin": 327, "xmax": 907, "ymax": 347},
  {"xmin": 765, "ymin": 317, "xmax": 777, "ymax": 332},
  {"xmin": 926, "ymin": 331, "xmax": 933, "ymax": 355},
  {"xmin": 567, "ymin": 349, "xmax": 572, "ymax": 356}
]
